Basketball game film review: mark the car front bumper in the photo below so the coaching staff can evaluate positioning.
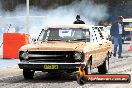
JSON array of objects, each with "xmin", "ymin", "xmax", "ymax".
[{"xmin": 18, "ymin": 62, "xmax": 86, "ymax": 70}]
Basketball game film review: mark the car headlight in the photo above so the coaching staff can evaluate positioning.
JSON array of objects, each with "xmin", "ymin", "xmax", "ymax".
[
  {"xmin": 21, "ymin": 51, "xmax": 29, "ymax": 60},
  {"xmin": 74, "ymin": 52, "xmax": 82, "ymax": 61}
]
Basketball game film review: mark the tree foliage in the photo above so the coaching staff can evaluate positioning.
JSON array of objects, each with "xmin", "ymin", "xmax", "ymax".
[
  {"xmin": 0, "ymin": 0, "xmax": 130, "ymax": 19},
  {"xmin": 0, "ymin": 0, "xmax": 129, "ymax": 11}
]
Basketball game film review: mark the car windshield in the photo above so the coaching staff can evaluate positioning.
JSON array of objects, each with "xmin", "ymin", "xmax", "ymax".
[{"xmin": 38, "ymin": 28, "xmax": 90, "ymax": 42}]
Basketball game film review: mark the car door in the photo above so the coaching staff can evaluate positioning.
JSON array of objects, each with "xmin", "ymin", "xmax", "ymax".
[
  {"xmin": 90, "ymin": 27, "xmax": 107, "ymax": 67},
  {"xmin": 96, "ymin": 27, "xmax": 109, "ymax": 63},
  {"xmin": 88, "ymin": 28, "xmax": 101, "ymax": 68}
]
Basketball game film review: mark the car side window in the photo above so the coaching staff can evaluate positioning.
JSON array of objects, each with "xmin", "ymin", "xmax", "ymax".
[
  {"xmin": 90, "ymin": 27, "xmax": 103, "ymax": 42},
  {"xmin": 97, "ymin": 28, "xmax": 104, "ymax": 39}
]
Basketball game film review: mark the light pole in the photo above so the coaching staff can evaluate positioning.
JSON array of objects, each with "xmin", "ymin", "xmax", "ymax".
[{"xmin": 26, "ymin": 0, "xmax": 29, "ymax": 33}]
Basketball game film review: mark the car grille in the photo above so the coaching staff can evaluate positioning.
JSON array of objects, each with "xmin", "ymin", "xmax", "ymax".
[{"xmin": 21, "ymin": 51, "xmax": 83, "ymax": 63}]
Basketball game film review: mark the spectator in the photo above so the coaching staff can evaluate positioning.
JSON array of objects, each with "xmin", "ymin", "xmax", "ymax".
[
  {"xmin": 73, "ymin": 15, "xmax": 85, "ymax": 24},
  {"xmin": 110, "ymin": 16, "xmax": 125, "ymax": 58}
]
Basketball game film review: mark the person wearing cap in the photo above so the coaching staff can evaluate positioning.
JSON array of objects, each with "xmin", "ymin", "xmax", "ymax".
[
  {"xmin": 110, "ymin": 16, "xmax": 125, "ymax": 58},
  {"xmin": 73, "ymin": 15, "xmax": 85, "ymax": 24}
]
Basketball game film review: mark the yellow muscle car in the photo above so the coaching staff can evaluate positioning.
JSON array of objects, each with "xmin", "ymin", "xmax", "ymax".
[{"xmin": 18, "ymin": 24, "xmax": 112, "ymax": 79}]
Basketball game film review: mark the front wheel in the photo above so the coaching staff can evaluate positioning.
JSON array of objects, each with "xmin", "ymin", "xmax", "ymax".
[
  {"xmin": 76, "ymin": 74, "xmax": 86, "ymax": 85},
  {"xmin": 98, "ymin": 57, "xmax": 109, "ymax": 74},
  {"xmin": 23, "ymin": 69, "xmax": 35, "ymax": 79}
]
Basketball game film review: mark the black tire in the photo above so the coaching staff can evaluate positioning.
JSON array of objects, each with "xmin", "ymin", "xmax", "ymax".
[
  {"xmin": 23, "ymin": 69, "xmax": 34, "ymax": 79},
  {"xmin": 98, "ymin": 56, "xmax": 109, "ymax": 74},
  {"xmin": 76, "ymin": 74, "xmax": 86, "ymax": 85},
  {"xmin": 84, "ymin": 60, "xmax": 92, "ymax": 75}
]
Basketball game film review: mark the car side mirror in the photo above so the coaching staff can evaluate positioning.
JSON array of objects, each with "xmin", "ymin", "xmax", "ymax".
[{"xmin": 32, "ymin": 38, "xmax": 37, "ymax": 42}]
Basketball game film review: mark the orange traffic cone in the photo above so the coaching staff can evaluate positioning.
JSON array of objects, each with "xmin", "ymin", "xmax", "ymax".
[{"xmin": 128, "ymin": 39, "xmax": 132, "ymax": 51}]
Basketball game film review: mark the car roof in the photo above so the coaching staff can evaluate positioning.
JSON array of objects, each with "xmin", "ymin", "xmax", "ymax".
[
  {"xmin": 45, "ymin": 24, "xmax": 93, "ymax": 29},
  {"xmin": 123, "ymin": 18, "xmax": 132, "ymax": 22}
]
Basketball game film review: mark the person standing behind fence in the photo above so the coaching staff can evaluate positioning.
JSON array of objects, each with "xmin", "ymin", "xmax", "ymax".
[
  {"xmin": 110, "ymin": 16, "xmax": 125, "ymax": 58},
  {"xmin": 73, "ymin": 15, "xmax": 85, "ymax": 24}
]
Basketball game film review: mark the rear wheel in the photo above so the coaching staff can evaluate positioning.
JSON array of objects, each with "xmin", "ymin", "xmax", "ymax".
[
  {"xmin": 98, "ymin": 56, "xmax": 109, "ymax": 74},
  {"xmin": 84, "ymin": 59, "xmax": 92, "ymax": 75},
  {"xmin": 23, "ymin": 69, "xmax": 35, "ymax": 79}
]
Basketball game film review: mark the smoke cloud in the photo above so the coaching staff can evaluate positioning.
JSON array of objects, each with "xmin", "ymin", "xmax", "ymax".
[
  {"xmin": 0, "ymin": 0, "xmax": 109, "ymax": 39},
  {"xmin": 29, "ymin": 0, "xmax": 108, "ymax": 25}
]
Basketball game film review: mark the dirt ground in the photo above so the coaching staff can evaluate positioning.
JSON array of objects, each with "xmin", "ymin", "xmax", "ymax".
[{"xmin": 0, "ymin": 44, "xmax": 132, "ymax": 88}]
